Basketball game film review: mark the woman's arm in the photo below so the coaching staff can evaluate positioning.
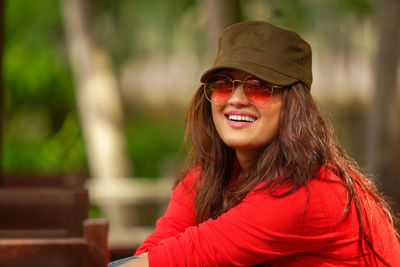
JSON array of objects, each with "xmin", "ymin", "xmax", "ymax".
[{"xmin": 119, "ymin": 253, "xmax": 149, "ymax": 267}]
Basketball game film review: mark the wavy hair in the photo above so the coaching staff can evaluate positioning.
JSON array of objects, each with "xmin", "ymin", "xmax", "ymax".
[{"xmin": 179, "ymin": 82, "xmax": 397, "ymax": 266}]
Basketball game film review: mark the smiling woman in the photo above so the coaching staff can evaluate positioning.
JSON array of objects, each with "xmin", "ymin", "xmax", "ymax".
[{"xmin": 111, "ymin": 21, "xmax": 400, "ymax": 267}]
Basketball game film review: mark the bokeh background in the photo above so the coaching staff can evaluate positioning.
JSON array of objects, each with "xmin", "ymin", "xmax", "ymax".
[{"xmin": 1, "ymin": 0, "xmax": 399, "ymax": 255}]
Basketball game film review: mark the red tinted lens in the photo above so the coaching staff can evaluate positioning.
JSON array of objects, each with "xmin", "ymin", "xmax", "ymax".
[
  {"xmin": 204, "ymin": 75, "xmax": 233, "ymax": 103},
  {"xmin": 244, "ymin": 78, "xmax": 273, "ymax": 105}
]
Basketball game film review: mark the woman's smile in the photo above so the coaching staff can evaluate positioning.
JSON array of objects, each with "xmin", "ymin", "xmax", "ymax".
[{"xmin": 224, "ymin": 110, "xmax": 257, "ymax": 129}]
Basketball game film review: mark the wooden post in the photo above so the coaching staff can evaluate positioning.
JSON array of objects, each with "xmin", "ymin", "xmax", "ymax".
[
  {"xmin": 0, "ymin": 0, "xmax": 4, "ymax": 180},
  {"xmin": 84, "ymin": 218, "xmax": 109, "ymax": 266}
]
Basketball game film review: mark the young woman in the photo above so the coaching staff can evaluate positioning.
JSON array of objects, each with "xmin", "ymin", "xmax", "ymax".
[{"xmin": 113, "ymin": 21, "xmax": 400, "ymax": 266}]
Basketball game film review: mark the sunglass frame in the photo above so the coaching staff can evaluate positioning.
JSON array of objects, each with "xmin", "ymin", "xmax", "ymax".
[{"xmin": 203, "ymin": 73, "xmax": 283, "ymax": 105}]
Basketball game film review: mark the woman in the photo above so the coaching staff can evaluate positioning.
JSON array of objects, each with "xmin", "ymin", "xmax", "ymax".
[{"xmin": 113, "ymin": 21, "xmax": 400, "ymax": 266}]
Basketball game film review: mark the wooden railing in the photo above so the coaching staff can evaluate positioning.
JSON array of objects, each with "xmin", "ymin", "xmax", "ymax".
[{"xmin": 0, "ymin": 174, "xmax": 109, "ymax": 267}]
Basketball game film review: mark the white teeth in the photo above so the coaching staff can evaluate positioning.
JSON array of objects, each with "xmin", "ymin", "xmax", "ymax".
[{"xmin": 228, "ymin": 115, "xmax": 255, "ymax": 122}]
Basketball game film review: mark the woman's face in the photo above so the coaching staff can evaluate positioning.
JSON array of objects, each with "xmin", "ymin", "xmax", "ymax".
[{"xmin": 210, "ymin": 69, "xmax": 284, "ymax": 165}]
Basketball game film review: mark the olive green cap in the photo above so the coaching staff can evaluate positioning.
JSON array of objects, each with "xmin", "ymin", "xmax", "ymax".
[{"xmin": 200, "ymin": 21, "xmax": 313, "ymax": 89}]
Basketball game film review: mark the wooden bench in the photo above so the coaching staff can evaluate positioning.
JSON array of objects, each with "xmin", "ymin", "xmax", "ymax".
[
  {"xmin": 0, "ymin": 188, "xmax": 88, "ymax": 238},
  {"xmin": 0, "ymin": 187, "xmax": 109, "ymax": 266},
  {"xmin": 0, "ymin": 219, "xmax": 109, "ymax": 267},
  {"xmin": 0, "ymin": 237, "xmax": 90, "ymax": 267},
  {"xmin": 0, "ymin": 173, "xmax": 85, "ymax": 189}
]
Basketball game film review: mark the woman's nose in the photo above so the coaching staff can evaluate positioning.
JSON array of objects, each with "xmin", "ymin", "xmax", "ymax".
[{"xmin": 227, "ymin": 82, "xmax": 249, "ymax": 106}]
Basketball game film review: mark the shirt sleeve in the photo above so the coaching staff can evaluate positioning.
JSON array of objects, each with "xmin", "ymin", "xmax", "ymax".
[
  {"xmin": 134, "ymin": 170, "xmax": 197, "ymax": 255},
  {"xmin": 147, "ymin": 178, "xmax": 349, "ymax": 267}
]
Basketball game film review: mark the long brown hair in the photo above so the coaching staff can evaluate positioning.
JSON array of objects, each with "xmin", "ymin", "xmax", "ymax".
[{"xmin": 179, "ymin": 82, "xmax": 397, "ymax": 265}]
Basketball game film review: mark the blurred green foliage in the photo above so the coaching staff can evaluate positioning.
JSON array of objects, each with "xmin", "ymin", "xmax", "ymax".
[
  {"xmin": 4, "ymin": 0, "xmax": 73, "ymax": 125},
  {"xmin": 246, "ymin": 0, "xmax": 372, "ymax": 34},
  {"xmin": 2, "ymin": 0, "xmax": 189, "ymax": 177},
  {"xmin": 125, "ymin": 111, "xmax": 185, "ymax": 178},
  {"xmin": 3, "ymin": 111, "xmax": 86, "ymax": 173},
  {"xmin": 94, "ymin": 0, "xmax": 196, "ymax": 68},
  {"xmin": 1, "ymin": 0, "xmax": 377, "ymax": 178},
  {"xmin": 2, "ymin": 0, "xmax": 85, "ymax": 173}
]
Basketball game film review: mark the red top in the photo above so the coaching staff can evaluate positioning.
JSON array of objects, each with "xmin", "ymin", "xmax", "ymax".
[{"xmin": 135, "ymin": 167, "xmax": 400, "ymax": 266}]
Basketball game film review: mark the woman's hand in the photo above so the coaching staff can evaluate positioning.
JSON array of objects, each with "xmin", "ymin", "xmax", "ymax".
[{"xmin": 119, "ymin": 253, "xmax": 149, "ymax": 267}]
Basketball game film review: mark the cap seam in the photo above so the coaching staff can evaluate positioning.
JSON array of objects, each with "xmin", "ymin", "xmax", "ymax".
[{"xmin": 228, "ymin": 60, "xmax": 303, "ymax": 84}]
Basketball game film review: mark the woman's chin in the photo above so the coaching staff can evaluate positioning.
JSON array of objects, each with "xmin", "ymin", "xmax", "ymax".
[{"xmin": 224, "ymin": 141, "xmax": 258, "ymax": 152}]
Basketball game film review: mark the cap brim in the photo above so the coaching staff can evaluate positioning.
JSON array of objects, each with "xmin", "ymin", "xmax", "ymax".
[{"xmin": 200, "ymin": 61, "xmax": 298, "ymax": 87}]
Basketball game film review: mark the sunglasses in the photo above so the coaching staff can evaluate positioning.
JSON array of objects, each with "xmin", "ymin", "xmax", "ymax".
[{"xmin": 203, "ymin": 73, "xmax": 283, "ymax": 105}]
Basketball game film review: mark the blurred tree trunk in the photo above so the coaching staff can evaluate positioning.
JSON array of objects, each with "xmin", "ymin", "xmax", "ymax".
[
  {"xmin": 200, "ymin": 0, "xmax": 242, "ymax": 64},
  {"xmin": 366, "ymin": 0, "xmax": 400, "ymax": 213},
  {"xmin": 0, "ymin": 0, "xmax": 4, "ymax": 179},
  {"xmin": 61, "ymin": 0, "xmax": 131, "ymax": 179}
]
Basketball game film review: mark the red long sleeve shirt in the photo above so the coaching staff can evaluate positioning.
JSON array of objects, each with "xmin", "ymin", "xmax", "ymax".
[{"xmin": 135, "ymin": 167, "xmax": 400, "ymax": 266}]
